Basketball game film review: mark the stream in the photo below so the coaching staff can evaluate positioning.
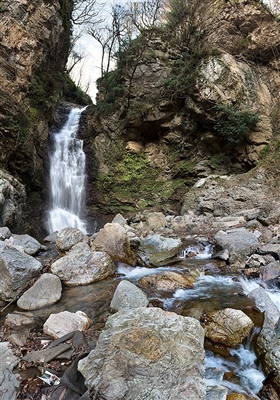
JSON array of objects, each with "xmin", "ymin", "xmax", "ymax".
[
  {"xmin": 115, "ymin": 247, "xmax": 279, "ymax": 399},
  {"xmin": 27, "ymin": 243, "xmax": 280, "ymax": 398}
]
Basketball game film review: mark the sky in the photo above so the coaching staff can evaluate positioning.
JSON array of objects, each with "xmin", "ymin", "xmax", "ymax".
[{"xmin": 68, "ymin": 0, "xmax": 132, "ymax": 102}]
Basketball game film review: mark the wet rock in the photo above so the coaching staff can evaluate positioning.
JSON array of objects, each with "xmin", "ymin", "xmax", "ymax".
[
  {"xmin": 0, "ymin": 245, "xmax": 43, "ymax": 301},
  {"xmin": 43, "ymin": 311, "xmax": 90, "ymax": 339},
  {"xmin": 9, "ymin": 233, "xmax": 41, "ymax": 255},
  {"xmin": 138, "ymin": 233, "xmax": 183, "ymax": 266},
  {"xmin": 0, "ymin": 342, "xmax": 20, "ymax": 400},
  {"xmin": 78, "ymin": 307, "xmax": 205, "ymax": 400},
  {"xmin": 214, "ymin": 228, "xmax": 259, "ymax": 263},
  {"xmin": 248, "ymin": 287, "xmax": 280, "ymax": 329},
  {"xmin": 17, "ymin": 273, "xmax": 62, "ymax": 310},
  {"xmin": 249, "ymin": 287, "xmax": 280, "ymax": 386},
  {"xmin": 205, "ymin": 308, "xmax": 254, "ymax": 347},
  {"xmin": 226, "ymin": 394, "xmax": 248, "ymax": 400},
  {"xmin": 259, "ymin": 383, "xmax": 280, "ymax": 400},
  {"xmin": 206, "ymin": 385, "xmax": 228, "ymax": 400},
  {"xmin": 139, "ymin": 270, "xmax": 196, "ymax": 292},
  {"xmin": 51, "ymin": 242, "xmax": 116, "ymax": 286},
  {"xmin": 56, "ymin": 227, "xmax": 86, "ymax": 253},
  {"xmin": 91, "ymin": 222, "xmax": 137, "ymax": 266},
  {"xmin": 0, "ymin": 226, "xmax": 11, "ymax": 240},
  {"xmin": 110, "ymin": 280, "xmax": 149, "ymax": 312}
]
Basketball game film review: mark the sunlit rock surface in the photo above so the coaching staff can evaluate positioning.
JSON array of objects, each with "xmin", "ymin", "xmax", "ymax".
[{"xmin": 79, "ymin": 307, "xmax": 205, "ymax": 400}]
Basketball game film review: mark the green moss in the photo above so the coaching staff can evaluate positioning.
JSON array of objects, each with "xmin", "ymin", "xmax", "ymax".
[{"xmin": 96, "ymin": 152, "xmax": 185, "ymax": 211}]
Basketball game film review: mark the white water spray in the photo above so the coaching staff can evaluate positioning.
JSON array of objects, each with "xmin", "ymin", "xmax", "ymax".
[{"xmin": 47, "ymin": 106, "xmax": 87, "ymax": 234}]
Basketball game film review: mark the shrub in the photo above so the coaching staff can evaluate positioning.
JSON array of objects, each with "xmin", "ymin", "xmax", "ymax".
[{"xmin": 214, "ymin": 104, "xmax": 259, "ymax": 145}]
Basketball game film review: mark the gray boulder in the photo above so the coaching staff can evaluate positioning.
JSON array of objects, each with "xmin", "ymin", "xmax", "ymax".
[
  {"xmin": 110, "ymin": 280, "xmax": 149, "ymax": 312},
  {"xmin": 0, "ymin": 342, "xmax": 20, "ymax": 400},
  {"xmin": 56, "ymin": 227, "xmax": 86, "ymax": 253},
  {"xmin": 91, "ymin": 223, "xmax": 137, "ymax": 266},
  {"xmin": 0, "ymin": 246, "xmax": 42, "ymax": 301},
  {"xmin": 51, "ymin": 242, "xmax": 116, "ymax": 286},
  {"xmin": 0, "ymin": 227, "xmax": 11, "ymax": 240},
  {"xmin": 214, "ymin": 228, "xmax": 259, "ymax": 263},
  {"xmin": 78, "ymin": 307, "xmax": 205, "ymax": 400},
  {"xmin": 138, "ymin": 233, "xmax": 183, "ymax": 266},
  {"xmin": 17, "ymin": 273, "xmax": 62, "ymax": 310},
  {"xmin": 248, "ymin": 287, "xmax": 280, "ymax": 385},
  {"xmin": 10, "ymin": 234, "xmax": 41, "ymax": 255}
]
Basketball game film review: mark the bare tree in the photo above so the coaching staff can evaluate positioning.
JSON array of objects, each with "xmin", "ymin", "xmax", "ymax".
[
  {"xmin": 72, "ymin": 0, "xmax": 100, "ymax": 26},
  {"xmin": 127, "ymin": 0, "xmax": 165, "ymax": 32},
  {"xmin": 87, "ymin": 4, "xmax": 130, "ymax": 76}
]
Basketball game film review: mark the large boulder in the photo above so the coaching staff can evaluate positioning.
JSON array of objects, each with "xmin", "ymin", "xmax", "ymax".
[
  {"xmin": 138, "ymin": 233, "xmax": 183, "ymax": 266},
  {"xmin": 214, "ymin": 228, "xmax": 259, "ymax": 264},
  {"xmin": 56, "ymin": 227, "xmax": 86, "ymax": 253},
  {"xmin": 51, "ymin": 242, "xmax": 116, "ymax": 286},
  {"xmin": 78, "ymin": 307, "xmax": 205, "ymax": 400},
  {"xmin": 0, "ymin": 245, "xmax": 42, "ymax": 301},
  {"xmin": 91, "ymin": 223, "xmax": 137, "ymax": 266},
  {"xmin": 139, "ymin": 270, "xmax": 197, "ymax": 292},
  {"xmin": 17, "ymin": 273, "xmax": 62, "ymax": 310},
  {"xmin": 205, "ymin": 308, "xmax": 254, "ymax": 347}
]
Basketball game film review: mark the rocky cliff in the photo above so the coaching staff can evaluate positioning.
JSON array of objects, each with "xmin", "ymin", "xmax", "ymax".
[
  {"xmin": 0, "ymin": 0, "xmax": 73, "ymax": 230},
  {"xmin": 87, "ymin": 0, "xmax": 280, "ymax": 218}
]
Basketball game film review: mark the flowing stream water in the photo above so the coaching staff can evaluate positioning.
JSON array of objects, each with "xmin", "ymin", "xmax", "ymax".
[
  {"xmin": 47, "ymin": 106, "xmax": 87, "ymax": 234},
  {"xmin": 116, "ymin": 249, "xmax": 279, "ymax": 399}
]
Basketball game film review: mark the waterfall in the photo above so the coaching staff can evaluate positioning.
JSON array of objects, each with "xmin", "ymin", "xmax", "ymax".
[{"xmin": 47, "ymin": 106, "xmax": 87, "ymax": 234}]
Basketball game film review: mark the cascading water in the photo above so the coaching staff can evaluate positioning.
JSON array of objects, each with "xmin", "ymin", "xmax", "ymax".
[{"xmin": 47, "ymin": 106, "xmax": 87, "ymax": 234}]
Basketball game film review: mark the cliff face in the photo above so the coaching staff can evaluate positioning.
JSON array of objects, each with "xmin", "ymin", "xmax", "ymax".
[
  {"xmin": 0, "ymin": 0, "xmax": 72, "ymax": 185},
  {"xmin": 87, "ymin": 0, "xmax": 280, "ymax": 217},
  {"xmin": 0, "ymin": 0, "xmax": 72, "ymax": 230}
]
